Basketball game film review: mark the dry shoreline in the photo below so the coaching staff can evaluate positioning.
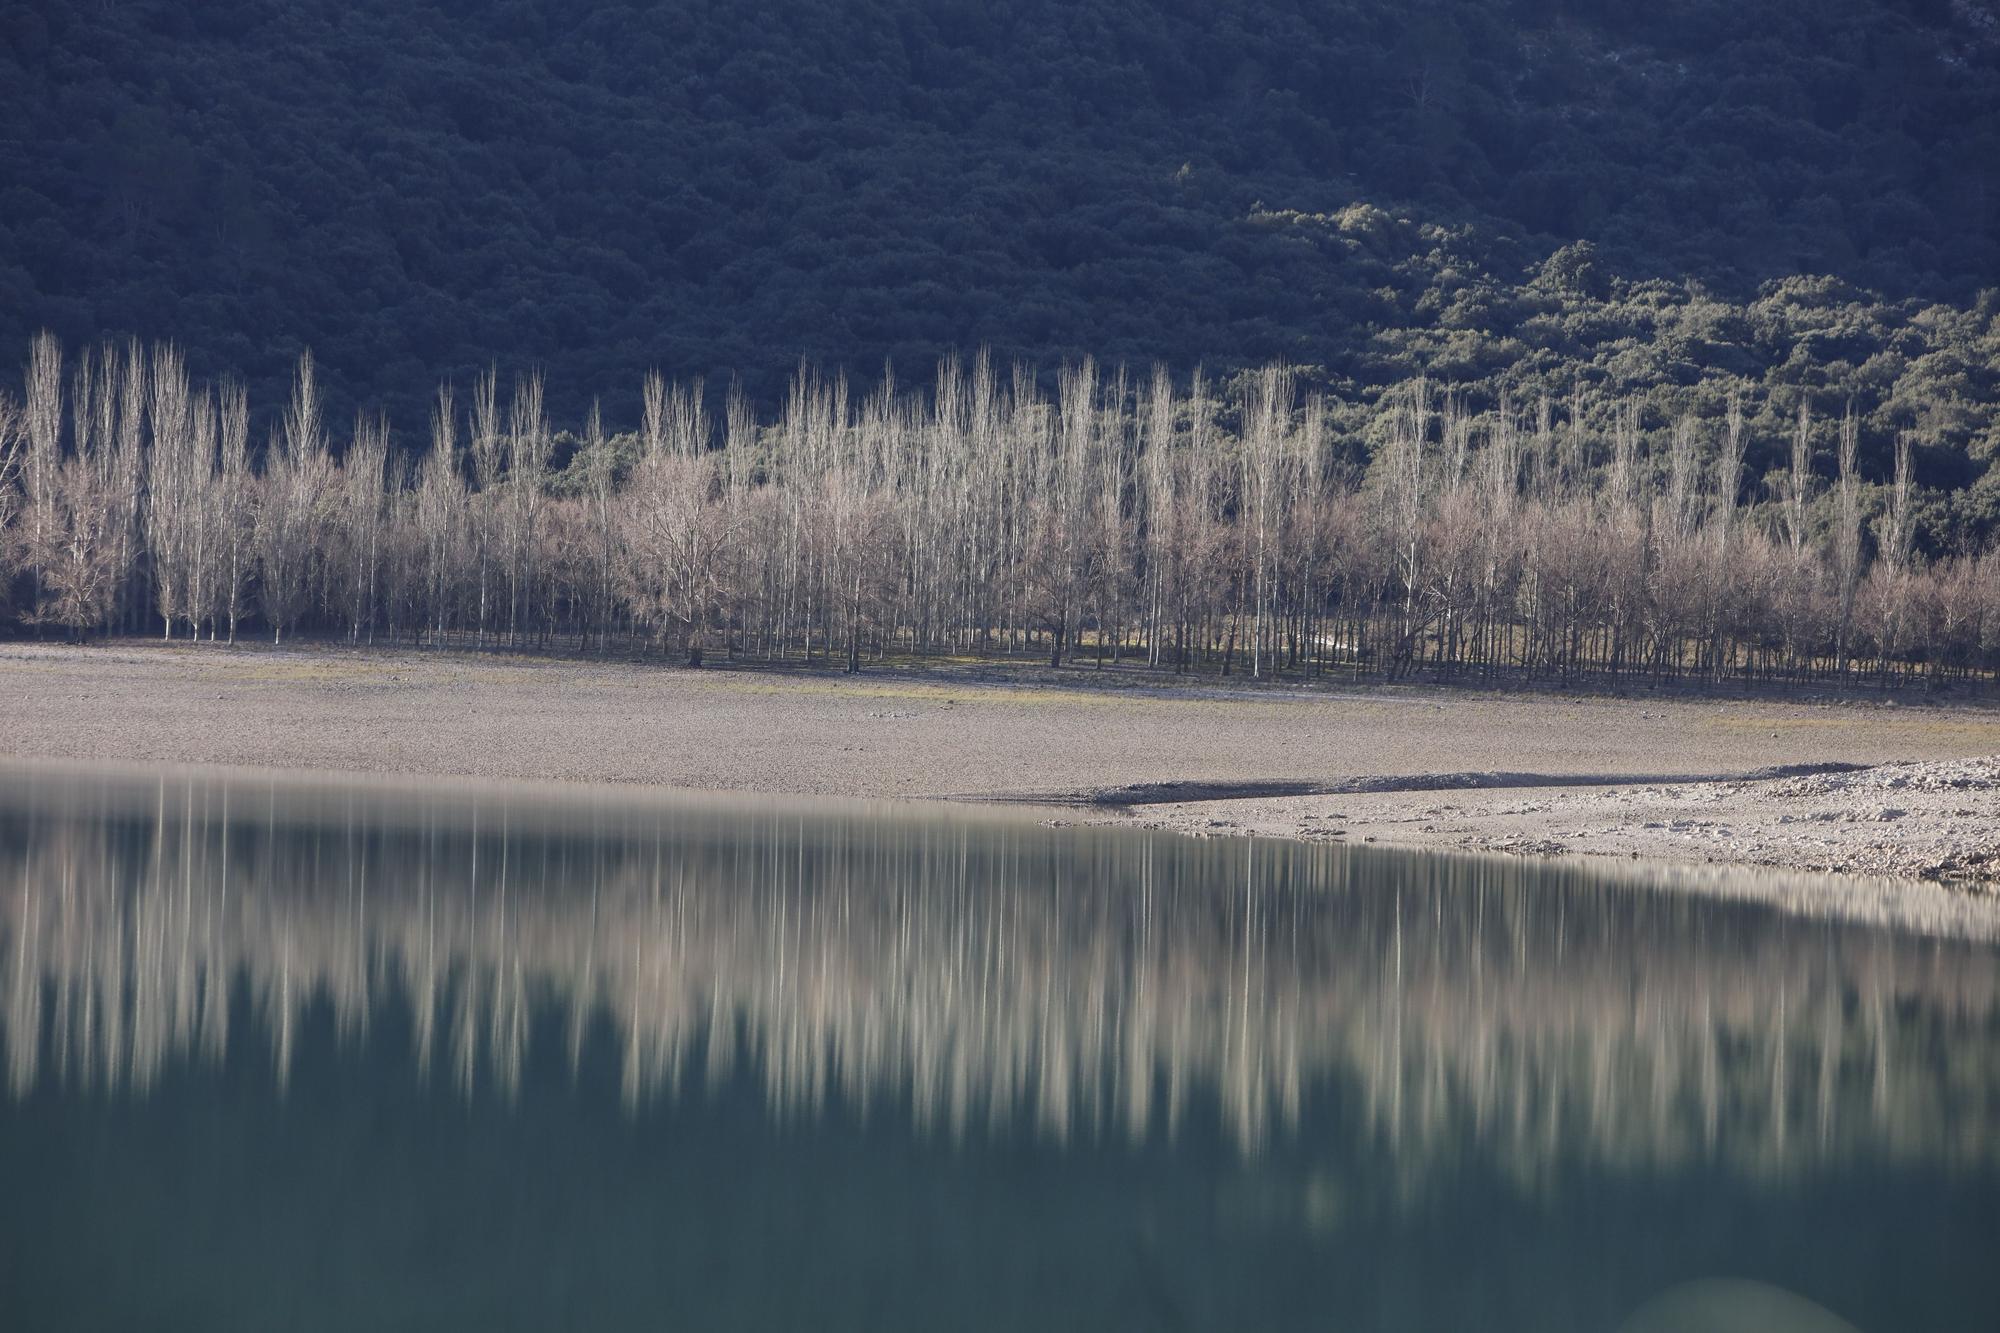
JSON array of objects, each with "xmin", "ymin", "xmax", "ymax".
[
  {"xmin": 2, "ymin": 639, "xmax": 1997, "ymax": 894},
  {"xmin": 1093, "ymin": 759, "xmax": 2000, "ymax": 887}
]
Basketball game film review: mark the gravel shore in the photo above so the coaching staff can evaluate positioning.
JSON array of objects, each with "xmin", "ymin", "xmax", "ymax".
[
  {"xmin": 3, "ymin": 640, "xmax": 1997, "ymax": 892},
  {"xmin": 1108, "ymin": 757, "xmax": 2000, "ymax": 889}
]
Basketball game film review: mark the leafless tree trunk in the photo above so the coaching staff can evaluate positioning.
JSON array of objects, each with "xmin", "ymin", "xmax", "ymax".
[
  {"xmin": 1833, "ymin": 407, "xmax": 1863, "ymax": 676},
  {"xmin": 22, "ymin": 331, "xmax": 64, "ymax": 621},
  {"xmin": 215, "ymin": 379, "xmax": 253, "ymax": 643},
  {"xmin": 339, "ymin": 413, "xmax": 389, "ymax": 644},
  {"xmin": 469, "ymin": 367, "xmax": 502, "ymax": 647},
  {"xmin": 505, "ymin": 371, "xmax": 549, "ymax": 646},
  {"xmin": 1241, "ymin": 363, "xmax": 1293, "ymax": 677},
  {"xmin": 254, "ymin": 351, "xmax": 331, "ymax": 644},
  {"xmin": 145, "ymin": 342, "xmax": 197, "ymax": 638},
  {"xmin": 0, "ymin": 389, "xmax": 26, "ymax": 605},
  {"xmin": 416, "ymin": 385, "xmax": 464, "ymax": 645},
  {"xmin": 622, "ymin": 375, "xmax": 723, "ymax": 665}
]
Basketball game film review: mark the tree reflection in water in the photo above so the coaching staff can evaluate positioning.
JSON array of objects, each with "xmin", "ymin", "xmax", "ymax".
[{"xmin": 2, "ymin": 764, "xmax": 1996, "ymax": 1190}]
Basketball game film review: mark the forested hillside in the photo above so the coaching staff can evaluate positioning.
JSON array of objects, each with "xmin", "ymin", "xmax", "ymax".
[{"xmin": 5, "ymin": 0, "xmax": 2000, "ymax": 481}]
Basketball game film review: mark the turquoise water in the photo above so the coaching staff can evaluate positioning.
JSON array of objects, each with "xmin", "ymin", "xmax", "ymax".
[{"xmin": 0, "ymin": 767, "xmax": 1995, "ymax": 1332}]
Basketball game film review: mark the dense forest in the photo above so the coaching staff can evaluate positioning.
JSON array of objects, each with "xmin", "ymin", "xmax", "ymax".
[
  {"xmin": 4, "ymin": 0, "xmax": 2000, "ymax": 485},
  {"xmin": 2, "ymin": 333, "xmax": 1997, "ymax": 689}
]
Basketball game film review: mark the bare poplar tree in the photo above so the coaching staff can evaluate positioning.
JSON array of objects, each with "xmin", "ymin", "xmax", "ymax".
[
  {"xmin": 582, "ymin": 398, "xmax": 617, "ymax": 652},
  {"xmin": 0, "ymin": 388, "xmax": 24, "ymax": 598},
  {"xmin": 469, "ymin": 367, "xmax": 503, "ymax": 645},
  {"xmin": 144, "ymin": 342, "xmax": 198, "ymax": 638},
  {"xmin": 1015, "ymin": 361, "xmax": 1096, "ymax": 667},
  {"xmin": 213, "ymin": 379, "xmax": 253, "ymax": 643},
  {"xmin": 183, "ymin": 389, "xmax": 218, "ymax": 638},
  {"xmin": 22, "ymin": 331, "xmax": 63, "ymax": 616},
  {"xmin": 255, "ymin": 351, "xmax": 332, "ymax": 643},
  {"xmin": 1703, "ymin": 390, "xmax": 1749, "ymax": 679},
  {"xmin": 20, "ymin": 342, "xmax": 121, "ymax": 639},
  {"xmin": 825, "ymin": 378, "xmax": 898, "ymax": 672},
  {"xmin": 415, "ymin": 385, "xmax": 465, "ymax": 645},
  {"xmin": 338, "ymin": 413, "xmax": 389, "ymax": 643},
  {"xmin": 32, "ymin": 457, "xmax": 122, "ymax": 637},
  {"xmin": 1662, "ymin": 415, "xmax": 1700, "ymax": 543},
  {"xmin": 505, "ymin": 371, "xmax": 549, "ymax": 645},
  {"xmin": 621, "ymin": 375, "xmax": 724, "ymax": 664},
  {"xmin": 1714, "ymin": 391, "xmax": 1747, "ymax": 537},
  {"xmin": 1241, "ymin": 363, "xmax": 1293, "ymax": 677},
  {"xmin": 1879, "ymin": 430, "xmax": 1915, "ymax": 577},
  {"xmin": 1139, "ymin": 366, "xmax": 1176, "ymax": 666},
  {"xmin": 1833, "ymin": 406, "xmax": 1864, "ymax": 675},
  {"xmin": 1862, "ymin": 430, "xmax": 1919, "ymax": 677},
  {"xmin": 1381, "ymin": 376, "xmax": 1430, "ymax": 675},
  {"xmin": 1781, "ymin": 400, "xmax": 1814, "ymax": 561},
  {"xmin": 109, "ymin": 339, "xmax": 147, "ymax": 633},
  {"xmin": 1093, "ymin": 365, "xmax": 1133, "ymax": 666}
]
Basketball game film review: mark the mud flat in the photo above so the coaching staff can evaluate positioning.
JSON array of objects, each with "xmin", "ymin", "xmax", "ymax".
[{"xmin": 2, "ymin": 639, "xmax": 1997, "ymax": 892}]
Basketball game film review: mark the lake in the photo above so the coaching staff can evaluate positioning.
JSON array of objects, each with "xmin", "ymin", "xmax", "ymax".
[{"xmin": 1, "ymin": 764, "xmax": 1995, "ymax": 1332}]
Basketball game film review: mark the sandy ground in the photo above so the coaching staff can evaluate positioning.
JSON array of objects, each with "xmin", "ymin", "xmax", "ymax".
[
  {"xmin": 1116, "ymin": 758, "xmax": 2000, "ymax": 887},
  {"xmin": 2, "ymin": 640, "xmax": 1998, "ymax": 890}
]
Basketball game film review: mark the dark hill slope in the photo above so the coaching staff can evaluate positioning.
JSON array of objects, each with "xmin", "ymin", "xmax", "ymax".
[{"xmin": 3, "ymin": 0, "xmax": 1999, "ymax": 439}]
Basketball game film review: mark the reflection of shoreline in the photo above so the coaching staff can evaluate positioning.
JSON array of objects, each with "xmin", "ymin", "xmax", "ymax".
[
  {"xmin": 7, "ymin": 755, "xmax": 1995, "ymax": 945},
  {"xmin": 3, "ymin": 769, "xmax": 1997, "ymax": 1175}
]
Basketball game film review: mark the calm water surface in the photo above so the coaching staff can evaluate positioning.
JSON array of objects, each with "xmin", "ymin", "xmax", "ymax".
[{"xmin": 1, "ymin": 765, "xmax": 1996, "ymax": 1332}]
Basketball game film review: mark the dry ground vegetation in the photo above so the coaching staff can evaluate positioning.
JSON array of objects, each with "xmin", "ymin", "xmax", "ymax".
[
  {"xmin": 1, "ymin": 640, "xmax": 1998, "ymax": 892},
  {"xmin": 2, "ymin": 335, "xmax": 1998, "ymax": 694}
]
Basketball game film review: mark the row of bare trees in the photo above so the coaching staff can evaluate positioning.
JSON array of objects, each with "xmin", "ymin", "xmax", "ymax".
[{"xmin": 2, "ymin": 332, "xmax": 1998, "ymax": 687}]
